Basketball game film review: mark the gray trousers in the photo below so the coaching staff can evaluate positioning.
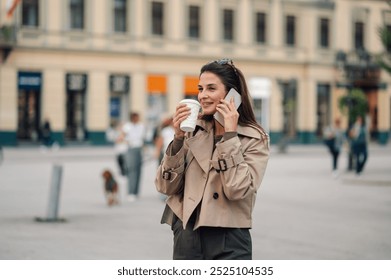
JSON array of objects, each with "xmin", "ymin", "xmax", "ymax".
[
  {"xmin": 126, "ymin": 147, "xmax": 142, "ymax": 195},
  {"xmin": 171, "ymin": 215, "xmax": 252, "ymax": 260}
]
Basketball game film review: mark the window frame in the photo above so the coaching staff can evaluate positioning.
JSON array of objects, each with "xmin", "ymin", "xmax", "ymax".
[
  {"xmin": 354, "ymin": 20, "xmax": 365, "ymax": 50},
  {"xmin": 69, "ymin": 0, "xmax": 85, "ymax": 30},
  {"xmin": 222, "ymin": 8, "xmax": 235, "ymax": 42},
  {"xmin": 21, "ymin": 0, "xmax": 40, "ymax": 28},
  {"xmin": 386, "ymin": 24, "xmax": 391, "ymax": 52},
  {"xmin": 255, "ymin": 11, "xmax": 267, "ymax": 44},
  {"xmin": 316, "ymin": 83, "xmax": 332, "ymax": 138},
  {"xmin": 113, "ymin": 0, "xmax": 128, "ymax": 33},
  {"xmin": 151, "ymin": 1, "xmax": 165, "ymax": 36},
  {"xmin": 285, "ymin": 15, "xmax": 296, "ymax": 47},
  {"xmin": 319, "ymin": 17, "xmax": 330, "ymax": 49},
  {"xmin": 188, "ymin": 5, "xmax": 201, "ymax": 39}
]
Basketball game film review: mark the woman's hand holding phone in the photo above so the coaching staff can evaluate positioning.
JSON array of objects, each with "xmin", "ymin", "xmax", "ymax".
[
  {"xmin": 216, "ymin": 97, "xmax": 239, "ymax": 132},
  {"xmin": 214, "ymin": 88, "xmax": 242, "ymax": 131}
]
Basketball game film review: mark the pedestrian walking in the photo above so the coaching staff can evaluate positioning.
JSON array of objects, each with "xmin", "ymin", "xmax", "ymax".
[
  {"xmin": 323, "ymin": 118, "xmax": 345, "ymax": 177},
  {"xmin": 41, "ymin": 119, "xmax": 53, "ymax": 147},
  {"xmin": 155, "ymin": 58, "xmax": 270, "ymax": 260},
  {"xmin": 39, "ymin": 118, "xmax": 59, "ymax": 152},
  {"xmin": 349, "ymin": 115, "xmax": 369, "ymax": 175},
  {"xmin": 122, "ymin": 112, "xmax": 145, "ymax": 201}
]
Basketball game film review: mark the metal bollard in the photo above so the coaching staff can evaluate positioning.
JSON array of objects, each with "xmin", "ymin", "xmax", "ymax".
[{"xmin": 35, "ymin": 164, "xmax": 66, "ymax": 223}]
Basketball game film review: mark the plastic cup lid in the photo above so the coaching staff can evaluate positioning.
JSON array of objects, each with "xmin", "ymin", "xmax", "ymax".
[{"xmin": 179, "ymin": 99, "xmax": 200, "ymax": 106}]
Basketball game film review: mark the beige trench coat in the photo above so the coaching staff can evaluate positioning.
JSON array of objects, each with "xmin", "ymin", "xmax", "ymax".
[{"xmin": 155, "ymin": 119, "xmax": 269, "ymax": 230}]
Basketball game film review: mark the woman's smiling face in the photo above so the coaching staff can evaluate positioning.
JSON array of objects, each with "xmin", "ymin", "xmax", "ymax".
[{"xmin": 198, "ymin": 72, "xmax": 227, "ymax": 116}]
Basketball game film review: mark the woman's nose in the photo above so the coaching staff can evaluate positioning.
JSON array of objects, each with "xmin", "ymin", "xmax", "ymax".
[{"xmin": 199, "ymin": 90, "xmax": 207, "ymax": 99}]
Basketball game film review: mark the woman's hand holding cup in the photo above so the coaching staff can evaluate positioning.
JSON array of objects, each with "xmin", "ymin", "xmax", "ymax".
[{"xmin": 173, "ymin": 102, "xmax": 191, "ymax": 139}]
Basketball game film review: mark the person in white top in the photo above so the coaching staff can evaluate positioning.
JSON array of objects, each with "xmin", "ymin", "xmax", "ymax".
[
  {"xmin": 106, "ymin": 120, "xmax": 128, "ymax": 177},
  {"xmin": 122, "ymin": 112, "xmax": 145, "ymax": 200}
]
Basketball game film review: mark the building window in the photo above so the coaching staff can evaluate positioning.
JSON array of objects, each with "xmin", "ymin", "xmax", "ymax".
[
  {"xmin": 65, "ymin": 73, "xmax": 88, "ymax": 141},
  {"xmin": 223, "ymin": 9, "xmax": 234, "ymax": 41},
  {"xmin": 114, "ymin": 0, "xmax": 127, "ymax": 32},
  {"xmin": 22, "ymin": 0, "xmax": 39, "ymax": 27},
  {"xmin": 188, "ymin": 5, "xmax": 200, "ymax": 39},
  {"xmin": 319, "ymin": 18, "xmax": 329, "ymax": 48},
  {"xmin": 109, "ymin": 75, "xmax": 130, "ymax": 124},
  {"xmin": 70, "ymin": 0, "xmax": 84, "ymax": 30},
  {"xmin": 17, "ymin": 72, "xmax": 42, "ymax": 141},
  {"xmin": 255, "ymin": 12, "xmax": 266, "ymax": 44},
  {"xmin": 151, "ymin": 1, "xmax": 164, "ymax": 36},
  {"xmin": 387, "ymin": 25, "xmax": 391, "ymax": 52},
  {"xmin": 354, "ymin": 21, "xmax": 365, "ymax": 50},
  {"xmin": 286, "ymin": 15, "xmax": 296, "ymax": 46}
]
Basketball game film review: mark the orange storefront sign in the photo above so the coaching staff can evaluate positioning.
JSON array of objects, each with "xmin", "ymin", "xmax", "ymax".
[
  {"xmin": 147, "ymin": 75, "xmax": 167, "ymax": 94},
  {"xmin": 184, "ymin": 76, "xmax": 198, "ymax": 96}
]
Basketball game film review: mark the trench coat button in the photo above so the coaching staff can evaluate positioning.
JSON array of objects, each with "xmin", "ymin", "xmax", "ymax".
[{"xmin": 213, "ymin": 192, "xmax": 219, "ymax": 199}]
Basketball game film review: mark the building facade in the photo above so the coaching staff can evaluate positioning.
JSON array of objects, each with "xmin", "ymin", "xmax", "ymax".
[{"xmin": 0, "ymin": 0, "xmax": 390, "ymax": 146}]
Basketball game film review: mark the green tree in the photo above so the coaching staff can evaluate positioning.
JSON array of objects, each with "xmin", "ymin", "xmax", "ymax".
[
  {"xmin": 338, "ymin": 89, "xmax": 368, "ymax": 126},
  {"xmin": 377, "ymin": 2, "xmax": 391, "ymax": 74}
]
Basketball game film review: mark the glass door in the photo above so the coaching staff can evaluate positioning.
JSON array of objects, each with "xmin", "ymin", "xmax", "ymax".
[
  {"xmin": 282, "ymin": 81, "xmax": 297, "ymax": 138},
  {"xmin": 17, "ymin": 89, "xmax": 41, "ymax": 141},
  {"xmin": 65, "ymin": 91, "xmax": 86, "ymax": 141},
  {"xmin": 316, "ymin": 84, "xmax": 331, "ymax": 138}
]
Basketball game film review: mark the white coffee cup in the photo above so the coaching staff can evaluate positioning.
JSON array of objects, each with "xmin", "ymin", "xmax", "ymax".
[{"xmin": 179, "ymin": 99, "xmax": 201, "ymax": 132}]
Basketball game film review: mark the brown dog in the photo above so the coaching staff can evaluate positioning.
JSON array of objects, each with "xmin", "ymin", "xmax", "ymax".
[{"xmin": 102, "ymin": 170, "xmax": 119, "ymax": 206}]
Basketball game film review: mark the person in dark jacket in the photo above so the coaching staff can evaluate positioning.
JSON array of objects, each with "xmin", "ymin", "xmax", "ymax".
[{"xmin": 350, "ymin": 115, "xmax": 368, "ymax": 175}]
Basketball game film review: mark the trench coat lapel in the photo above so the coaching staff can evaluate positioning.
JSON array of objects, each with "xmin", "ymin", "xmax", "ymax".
[
  {"xmin": 186, "ymin": 121, "xmax": 263, "ymax": 174},
  {"xmin": 187, "ymin": 127, "xmax": 213, "ymax": 174}
]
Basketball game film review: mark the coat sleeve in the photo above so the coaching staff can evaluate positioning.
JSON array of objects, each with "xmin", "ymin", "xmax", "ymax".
[
  {"xmin": 215, "ymin": 134, "xmax": 269, "ymax": 201},
  {"xmin": 155, "ymin": 142, "xmax": 187, "ymax": 196}
]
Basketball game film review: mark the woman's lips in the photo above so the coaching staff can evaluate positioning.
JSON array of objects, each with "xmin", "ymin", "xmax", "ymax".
[{"xmin": 201, "ymin": 102, "xmax": 214, "ymax": 108}]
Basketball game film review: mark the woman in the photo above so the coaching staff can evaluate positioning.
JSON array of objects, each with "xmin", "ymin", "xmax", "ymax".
[{"xmin": 155, "ymin": 59, "xmax": 269, "ymax": 259}]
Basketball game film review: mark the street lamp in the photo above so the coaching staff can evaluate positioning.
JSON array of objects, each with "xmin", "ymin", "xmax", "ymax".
[{"xmin": 335, "ymin": 50, "xmax": 347, "ymax": 70}]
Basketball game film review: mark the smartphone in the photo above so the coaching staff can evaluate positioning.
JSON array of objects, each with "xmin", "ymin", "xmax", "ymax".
[{"xmin": 213, "ymin": 88, "xmax": 242, "ymax": 126}]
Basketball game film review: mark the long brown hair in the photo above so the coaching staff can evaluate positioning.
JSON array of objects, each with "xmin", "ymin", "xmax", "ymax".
[{"xmin": 199, "ymin": 59, "xmax": 266, "ymax": 134}]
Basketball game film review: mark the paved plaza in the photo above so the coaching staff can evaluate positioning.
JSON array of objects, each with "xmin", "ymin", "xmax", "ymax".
[{"xmin": 0, "ymin": 143, "xmax": 390, "ymax": 260}]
